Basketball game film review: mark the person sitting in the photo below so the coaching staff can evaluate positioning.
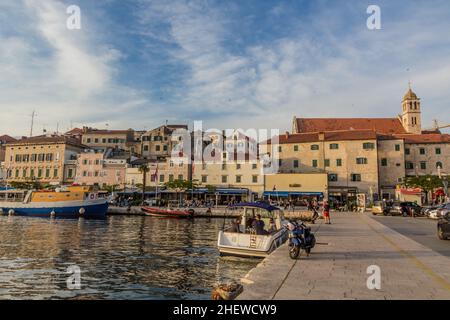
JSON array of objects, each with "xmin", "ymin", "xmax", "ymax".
[
  {"xmin": 267, "ymin": 218, "xmax": 277, "ymax": 233},
  {"xmin": 252, "ymin": 214, "xmax": 267, "ymax": 235},
  {"xmin": 230, "ymin": 217, "xmax": 242, "ymax": 233}
]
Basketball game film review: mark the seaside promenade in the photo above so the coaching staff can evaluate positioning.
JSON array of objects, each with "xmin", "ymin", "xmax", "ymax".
[{"xmin": 238, "ymin": 212, "xmax": 450, "ymax": 300}]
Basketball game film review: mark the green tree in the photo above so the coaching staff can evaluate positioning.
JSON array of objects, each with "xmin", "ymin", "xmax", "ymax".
[{"xmin": 139, "ymin": 164, "xmax": 150, "ymax": 205}]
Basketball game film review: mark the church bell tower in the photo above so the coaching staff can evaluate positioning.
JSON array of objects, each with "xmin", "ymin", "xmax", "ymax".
[{"xmin": 401, "ymin": 85, "xmax": 422, "ymax": 134}]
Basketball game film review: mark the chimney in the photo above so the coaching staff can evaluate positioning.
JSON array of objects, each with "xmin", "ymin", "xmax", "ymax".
[
  {"xmin": 285, "ymin": 131, "xmax": 289, "ymax": 139},
  {"xmin": 318, "ymin": 132, "xmax": 325, "ymax": 141}
]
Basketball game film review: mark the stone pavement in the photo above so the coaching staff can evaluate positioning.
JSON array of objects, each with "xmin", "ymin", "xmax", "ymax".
[{"xmin": 238, "ymin": 212, "xmax": 450, "ymax": 299}]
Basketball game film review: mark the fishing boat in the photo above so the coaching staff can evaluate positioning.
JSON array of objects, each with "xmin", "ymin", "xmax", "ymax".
[
  {"xmin": 217, "ymin": 202, "xmax": 289, "ymax": 258},
  {"xmin": 141, "ymin": 206, "xmax": 194, "ymax": 218},
  {"xmin": 0, "ymin": 186, "xmax": 108, "ymax": 219}
]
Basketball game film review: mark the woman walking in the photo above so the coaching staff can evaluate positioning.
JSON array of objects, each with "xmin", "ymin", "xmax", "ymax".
[{"xmin": 323, "ymin": 200, "xmax": 331, "ymax": 224}]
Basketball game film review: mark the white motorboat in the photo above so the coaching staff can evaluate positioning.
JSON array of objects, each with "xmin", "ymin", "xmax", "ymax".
[{"xmin": 217, "ymin": 202, "xmax": 289, "ymax": 258}]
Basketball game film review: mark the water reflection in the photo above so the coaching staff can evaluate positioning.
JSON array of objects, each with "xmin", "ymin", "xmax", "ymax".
[{"xmin": 0, "ymin": 216, "xmax": 257, "ymax": 300}]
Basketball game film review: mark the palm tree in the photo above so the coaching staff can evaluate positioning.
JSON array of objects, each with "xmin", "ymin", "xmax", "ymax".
[{"xmin": 139, "ymin": 164, "xmax": 150, "ymax": 205}]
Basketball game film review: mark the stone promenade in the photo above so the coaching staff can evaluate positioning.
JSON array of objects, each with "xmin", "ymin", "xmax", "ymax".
[{"xmin": 238, "ymin": 212, "xmax": 450, "ymax": 299}]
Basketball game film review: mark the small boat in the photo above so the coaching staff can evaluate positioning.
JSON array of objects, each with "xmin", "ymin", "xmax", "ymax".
[
  {"xmin": 141, "ymin": 206, "xmax": 194, "ymax": 218},
  {"xmin": 0, "ymin": 186, "xmax": 108, "ymax": 219},
  {"xmin": 217, "ymin": 202, "xmax": 289, "ymax": 258}
]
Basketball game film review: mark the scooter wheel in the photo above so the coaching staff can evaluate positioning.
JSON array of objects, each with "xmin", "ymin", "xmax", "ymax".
[{"xmin": 289, "ymin": 246, "xmax": 300, "ymax": 259}]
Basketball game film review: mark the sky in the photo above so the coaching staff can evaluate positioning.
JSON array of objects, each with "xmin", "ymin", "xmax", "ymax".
[{"xmin": 0, "ymin": 0, "xmax": 450, "ymax": 136}]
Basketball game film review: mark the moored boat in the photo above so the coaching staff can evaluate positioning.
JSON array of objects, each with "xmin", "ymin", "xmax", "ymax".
[
  {"xmin": 0, "ymin": 186, "xmax": 108, "ymax": 219},
  {"xmin": 217, "ymin": 202, "xmax": 289, "ymax": 258},
  {"xmin": 141, "ymin": 206, "xmax": 194, "ymax": 218}
]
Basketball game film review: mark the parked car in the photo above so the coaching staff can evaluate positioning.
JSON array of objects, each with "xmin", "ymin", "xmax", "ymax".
[
  {"xmin": 437, "ymin": 211, "xmax": 450, "ymax": 240},
  {"xmin": 371, "ymin": 201, "xmax": 389, "ymax": 215},
  {"xmin": 427, "ymin": 204, "xmax": 446, "ymax": 219},
  {"xmin": 386, "ymin": 201, "xmax": 422, "ymax": 216}
]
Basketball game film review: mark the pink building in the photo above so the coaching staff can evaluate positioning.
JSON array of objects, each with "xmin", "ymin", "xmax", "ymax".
[{"xmin": 74, "ymin": 149, "xmax": 127, "ymax": 188}]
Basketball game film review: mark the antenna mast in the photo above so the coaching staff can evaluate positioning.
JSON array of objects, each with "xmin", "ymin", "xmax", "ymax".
[{"xmin": 30, "ymin": 110, "xmax": 36, "ymax": 137}]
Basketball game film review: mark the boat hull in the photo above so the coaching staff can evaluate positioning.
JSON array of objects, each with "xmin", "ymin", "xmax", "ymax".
[
  {"xmin": 0, "ymin": 199, "xmax": 108, "ymax": 219},
  {"xmin": 217, "ymin": 230, "xmax": 288, "ymax": 258},
  {"xmin": 141, "ymin": 207, "xmax": 194, "ymax": 218}
]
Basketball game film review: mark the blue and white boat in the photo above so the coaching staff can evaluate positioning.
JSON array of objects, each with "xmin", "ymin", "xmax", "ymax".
[{"xmin": 0, "ymin": 186, "xmax": 108, "ymax": 219}]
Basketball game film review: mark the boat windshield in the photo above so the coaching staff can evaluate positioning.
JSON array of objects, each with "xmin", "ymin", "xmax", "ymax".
[
  {"xmin": 227, "ymin": 206, "xmax": 284, "ymax": 234},
  {"xmin": 0, "ymin": 190, "xmax": 26, "ymax": 202}
]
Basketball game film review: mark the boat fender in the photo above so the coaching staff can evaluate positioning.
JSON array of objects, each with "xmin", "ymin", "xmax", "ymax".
[
  {"xmin": 79, "ymin": 207, "xmax": 85, "ymax": 215},
  {"xmin": 8, "ymin": 209, "xmax": 14, "ymax": 216},
  {"xmin": 50, "ymin": 210, "xmax": 56, "ymax": 217}
]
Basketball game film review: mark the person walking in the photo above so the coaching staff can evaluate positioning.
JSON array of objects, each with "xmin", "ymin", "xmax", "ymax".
[{"xmin": 323, "ymin": 200, "xmax": 331, "ymax": 224}]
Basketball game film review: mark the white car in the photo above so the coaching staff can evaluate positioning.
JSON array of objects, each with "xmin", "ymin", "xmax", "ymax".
[{"xmin": 428, "ymin": 204, "xmax": 446, "ymax": 219}]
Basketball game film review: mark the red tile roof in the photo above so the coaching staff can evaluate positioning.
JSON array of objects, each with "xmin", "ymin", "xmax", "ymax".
[
  {"xmin": 295, "ymin": 118, "xmax": 407, "ymax": 134},
  {"xmin": 394, "ymin": 133, "xmax": 450, "ymax": 144},
  {"xmin": 264, "ymin": 130, "xmax": 378, "ymax": 144},
  {"xmin": 0, "ymin": 135, "xmax": 17, "ymax": 143},
  {"xmin": 6, "ymin": 135, "xmax": 87, "ymax": 148},
  {"xmin": 65, "ymin": 128, "xmax": 83, "ymax": 135}
]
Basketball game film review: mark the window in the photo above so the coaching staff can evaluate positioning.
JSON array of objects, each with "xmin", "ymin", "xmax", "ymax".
[
  {"xmin": 236, "ymin": 175, "xmax": 242, "ymax": 183},
  {"xmin": 312, "ymin": 159, "xmax": 318, "ymax": 167},
  {"xmin": 311, "ymin": 144, "xmax": 319, "ymax": 150},
  {"xmin": 405, "ymin": 162, "xmax": 414, "ymax": 170},
  {"xmin": 30, "ymin": 169, "xmax": 34, "ymax": 177},
  {"xmin": 328, "ymin": 173, "xmax": 338, "ymax": 182},
  {"xmin": 336, "ymin": 159, "xmax": 342, "ymax": 167},
  {"xmin": 278, "ymin": 146, "xmax": 282, "ymax": 152},
  {"xmin": 68, "ymin": 169, "xmax": 73, "ymax": 178},
  {"xmin": 86, "ymin": 138, "xmax": 91, "ymax": 143},
  {"xmin": 294, "ymin": 145, "xmax": 299, "ymax": 151},
  {"xmin": 178, "ymin": 175, "xmax": 183, "ymax": 180},
  {"xmin": 330, "ymin": 143, "xmax": 339, "ymax": 150},
  {"xmin": 252, "ymin": 175, "xmax": 258, "ymax": 183},
  {"xmin": 293, "ymin": 159, "xmax": 299, "ymax": 168},
  {"xmin": 143, "ymin": 145, "xmax": 149, "ymax": 151},
  {"xmin": 236, "ymin": 163, "xmax": 241, "ymax": 170},
  {"xmin": 159, "ymin": 175, "xmax": 164, "ymax": 182},
  {"xmin": 419, "ymin": 148, "xmax": 425, "ymax": 155},
  {"xmin": 324, "ymin": 159, "xmax": 330, "ymax": 167},
  {"xmin": 405, "ymin": 148, "xmax": 410, "ymax": 155},
  {"xmin": 395, "ymin": 144, "xmax": 401, "ymax": 151},
  {"xmin": 94, "ymin": 171, "xmax": 99, "ymax": 177},
  {"xmin": 38, "ymin": 169, "xmax": 42, "ymax": 178},
  {"xmin": 356, "ymin": 157, "xmax": 368, "ymax": 165},
  {"xmin": 163, "ymin": 145, "xmax": 168, "ymax": 151},
  {"xmin": 278, "ymin": 159, "xmax": 282, "ymax": 167},
  {"xmin": 169, "ymin": 174, "xmax": 174, "ymax": 182},
  {"xmin": 201, "ymin": 175, "xmax": 207, "ymax": 183},
  {"xmin": 94, "ymin": 138, "xmax": 99, "ymax": 143},
  {"xmin": 156, "ymin": 145, "xmax": 161, "ymax": 151},
  {"xmin": 23, "ymin": 169, "xmax": 27, "ymax": 177},
  {"xmin": 381, "ymin": 158, "xmax": 387, "ymax": 166},
  {"xmin": 436, "ymin": 162, "xmax": 443, "ymax": 169},
  {"xmin": 363, "ymin": 142, "xmax": 375, "ymax": 150},
  {"xmin": 351, "ymin": 174, "xmax": 361, "ymax": 182},
  {"xmin": 202, "ymin": 163, "xmax": 207, "ymax": 170},
  {"xmin": 222, "ymin": 163, "xmax": 227, "ymax": 170},
  {"xmin": 252, "ymin": 163, "xmax": 257, "ymax": 169},
  {"xmin": 15, "ymin": 169, "xmax": 19, "ymax": 178},
  {"xmin": 53, "ymin": 169, "xmax": 58, "ymax": 178},
  {"xmin": 222, "ymin": 175, "xmax": 228, "ymax": 183},
  {"xmin": 420, "ymin": 162, "xmax": 426, "ymax": 170},
  {"xmin": 436, "ymin": 148, "xmax": 441, "ymax": 155},
  {"xmin": 83, "ymin": 159, "xmax": 88, "ymax": 165}
]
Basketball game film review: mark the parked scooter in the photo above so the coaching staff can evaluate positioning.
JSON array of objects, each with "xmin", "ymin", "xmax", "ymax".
[{"xmin": 287, "ymin": 221, "xmax": 316, "ymax": 259}]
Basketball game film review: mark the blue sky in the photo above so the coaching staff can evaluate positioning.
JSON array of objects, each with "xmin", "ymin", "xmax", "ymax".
[{"xmin": 1, "ymin": 0, "xmax": 450, "ymax": 135}]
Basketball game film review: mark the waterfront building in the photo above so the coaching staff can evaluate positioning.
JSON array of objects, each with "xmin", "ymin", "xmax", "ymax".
[
  {"xmin": 1, "ymin": 135, "xmax": 17, "ymax": 182},
  {"xmin": 74, "ymin": 148, "xmax": 129, "ymax": 189},
  {"xmin": 3, "ymin": 135, "xmax": 85, "ymax": 185},
  {"xmin": 141, "ymin": 124, "xmax": 188, "ymax": 159},
  {"xmin": 280, "ymin": 87, "xmax": 450, "ymax": 200},
  {"xmin": 79, "ymin": 127, "xmax": 137, "ymax": 154},
  {"xmin": 125, "ymin": 156, "xmax": 191, "ymax": 188}
]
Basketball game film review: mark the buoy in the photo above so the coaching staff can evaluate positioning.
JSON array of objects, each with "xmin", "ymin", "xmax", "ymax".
[
  {"xmin": 8, "ymin": 209, "xmax": 15, "ymax": 216},
  {"xmin": 79, "ymin": 207, "xmax": 85, "ymax": 215}
]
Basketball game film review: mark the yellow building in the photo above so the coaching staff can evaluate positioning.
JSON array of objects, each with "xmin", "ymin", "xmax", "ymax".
[{"xmin": 4, "ymin": 135, "xmax": 86, "ymax": 185}]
